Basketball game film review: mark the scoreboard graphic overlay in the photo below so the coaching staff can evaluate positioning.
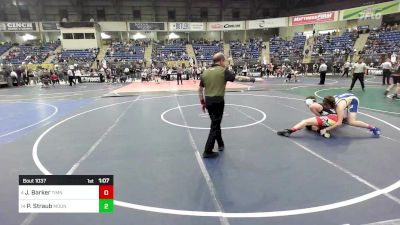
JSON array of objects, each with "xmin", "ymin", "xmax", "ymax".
[{"xmin": 19, "ymin": 175, "xmax": 114, "ymax": 213}]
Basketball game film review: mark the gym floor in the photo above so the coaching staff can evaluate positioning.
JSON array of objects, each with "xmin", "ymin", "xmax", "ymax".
[{"xmin": 0, "ymin": 75, "xmax": 399, "ymax": 225}]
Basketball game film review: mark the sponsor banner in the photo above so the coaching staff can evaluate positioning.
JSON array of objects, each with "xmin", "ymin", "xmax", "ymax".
[
  {"xmin": 358, "ymin": 25, "xmax": 369, "ymax": 30},
  {"xmin": 41, "ymin": 22, "xmax": 59, "ymax": 31},
  {"xmin": 368, "ymin": 68, "xmax": 383, "ymax": 76},
  {"xmin": 340, "ymin": 1, "xmax": 400, "ymax": 20},
  {"xmin": 98, "ymin": 22, "xmax": 127, "ymax": 31},
  {"xmin": 291, "ymin": 11, "xmax": 337, "ymax": 26},
  {"xmin": 0, "ymin": 22, "xmax": 37, "ymax": 31},
  {"xmin": 169, "ymin": 22, "xmax": 205, "ymax": 31},
  {"xmin": 247, "ymin": 17, "xmax": 288, "ymax": 29},
  {"xmin": 207, "ymin": 21, "xmax": 245, "ymax": 31},
  {"xmin": 169, "ymin": 74, "xmax": 188, "ymax": 80},
  {"xmin": 80, "ymin": 76, "xmax": 102, "ymax": 83},
  {"xmin": 129, "ymin": 22, "xmax": 166, "ymax": 31}
]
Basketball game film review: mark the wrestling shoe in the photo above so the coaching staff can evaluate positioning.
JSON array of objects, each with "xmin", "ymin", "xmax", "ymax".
[
  {"xmin": 370, "ymin": 127, "xmax": 381, "ymax": 136},
  {"xmin": 384, "ymin": 90, "xmax": 389, "ymax": 96},
  {"xmin": 277, "ymin": 129, "xmax": 292, "ymax": 137},
  {"xmin": 392, "ymin": 94, "xmax": 399, "ymax": 100},
  {"xmin": 202, "ymin": 151, "xmax": 219, "ymax": 158},
  {"xmin": 218, "ymin": 146, "xmax": 225, "ymax": 152}
]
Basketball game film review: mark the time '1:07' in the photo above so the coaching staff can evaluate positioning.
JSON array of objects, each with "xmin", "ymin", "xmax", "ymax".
[{"xmin": 98, "ymin": 178, "xmax": 110, "ymax": 184}]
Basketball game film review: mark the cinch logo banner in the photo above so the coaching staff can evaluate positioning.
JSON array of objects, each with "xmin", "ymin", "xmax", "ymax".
[
  {"xmin": 0, "ymin": 22, "xmax": 37, "ymax": 31},
  {"xmin": 340, "ymin": 0, "xmax": 400, "ymax": 20},
  {"xmin": 291, "ymin": 11, "xmax": 337, "ymax": 26},
  {"xmin": 207, "ymin": 21, "xmax": 245, "ymax": 31}
]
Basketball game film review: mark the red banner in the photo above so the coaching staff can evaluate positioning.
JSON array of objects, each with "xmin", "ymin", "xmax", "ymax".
[{"xmin": 291, "ymin": 11, "xmax": 336, "ymax": 25}]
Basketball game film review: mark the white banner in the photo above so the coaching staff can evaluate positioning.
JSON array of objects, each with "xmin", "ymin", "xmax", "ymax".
[
  {"xmin": 207, "ymin": 21, "xmax": 245, "ymax": 31},
  {"xmin": 247, "ymin": 17, "xmax": 288, "ymax": 30},
  {"xmin": 169, "ymin": 22, "xmax": 205, "ymax": 31}
]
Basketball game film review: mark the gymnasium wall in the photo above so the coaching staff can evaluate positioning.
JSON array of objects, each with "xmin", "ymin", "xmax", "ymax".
[
  {"xmin": 314, "ymin": 21, "xmax": 348, "ymax": 32},
  {"xmin": 278, "ymin": 26, "xmax": 305, "ymax": 40},
  {"xmin": 223, "ymin": 31, "xmax": 245, "ymax": 42},
  {"xmin": 42, "ymin": 32, "xmax": 61, "ymax": 43},
  {"xmin": 357, "ymin": 18, "xmax": 383, "ymax": 28},
  {"xmin": 60, "ymin": 27, "xmax": 101, "ymax": 49}
]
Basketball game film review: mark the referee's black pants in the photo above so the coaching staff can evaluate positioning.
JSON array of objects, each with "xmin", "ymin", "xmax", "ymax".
[
  {"xmin": 177, "ymin": 73, "xmax": 183, "ymax": 85},
  {"xmin": 68, "ymin": 76, "xmax": 76, "ymax": 86},
  {"xmin": 349, "ymin": 73, "xmax": 365, "ymax": 90},
  {"xmin": 205, "ymin": 98, "xmax": 225, "ymax": 153},
  {"xmin": 342, "ymin": 68, "xmax": 349, "ymax": 77},
  {"xmin": 319, "ymin": 71, "xmax": 326, "ymax": 84},
  {"xmin": 383, "ymin": 69, "xmax": 391, "ymax": 85}
]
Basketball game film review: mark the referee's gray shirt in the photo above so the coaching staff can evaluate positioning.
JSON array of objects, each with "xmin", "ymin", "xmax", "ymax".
[{"xmin": 353, "ymin": 62, "xmax": 367, "ymax": 74}]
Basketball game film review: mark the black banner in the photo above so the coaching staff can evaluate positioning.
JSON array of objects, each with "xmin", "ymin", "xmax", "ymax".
[
  {"xmin": 60, "ymin": 22, "xmax": 95, "ymax": 28},
  {"xmin": 42, "ymin": 22, "xmax": 59, "ymax": 31},
  {"xmin": 129, "ymin": 22, "xmax": 165, "ymax": 31}
]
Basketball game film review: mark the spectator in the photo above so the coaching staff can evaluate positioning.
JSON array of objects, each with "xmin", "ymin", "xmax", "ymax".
[
  {"xmin": 50, "ymin": 72, "xmax": 58, "ymax": 86},
  {"xmin": 10, "ymin": 70, "xmax": 17, "ymax": 85}
]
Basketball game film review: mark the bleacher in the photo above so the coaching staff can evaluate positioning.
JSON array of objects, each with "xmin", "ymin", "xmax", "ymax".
[
  {"xmin": 192, "ymin": 41, "xmax": 223, "ymax": 63},
  {"xmin": 269, "ymin": 35, "xmax": 306, "ymax": 64},
  {"xmin": 311, "ymin": 32, "xmax": 357, "ymax": 63},
  {"xmin": 2, "ymin": 42, "xmax": 59, "ymax": 64},
  {"xmin": 313, "ymin": 32, "xmax": 356, "ymax": 54},
  {"xmin": 52, "ymin": 48, "xmax": 99, "ymax": 68},
  {"xmin": 152, "ymin": 40, "xmax": 189, "ymax": 62},
  {"xmin": 230, "ymin": 40, "xmax": 262, "ymax": 64},
  {"xmin": 361, "ymin": 30, "xmax": 400, "ymax": 63},
  {"xmin": 104, "ymin": 42, "xmax": 146, "ymax": 61},
  {"xmin": 0, "ymin": 43, "xmax": 12, "ymax": 56}
]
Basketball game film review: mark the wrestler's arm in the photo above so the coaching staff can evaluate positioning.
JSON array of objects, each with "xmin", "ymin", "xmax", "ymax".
[
  {"xmin": 323, "ymin": 102, "xmax": 345, "ymax": 132},
  {"xmin": 309, "ymin": 103, "xmax": 323, "ymax": 116}
]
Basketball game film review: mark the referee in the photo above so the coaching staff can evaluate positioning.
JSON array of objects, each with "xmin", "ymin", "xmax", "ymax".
[
  {"xmin": 348, "ymin": 58, "xmax": 367, "ymax": 92},
  {"xmin": 381, "ymin": 58, "xmax": 392, "ymax": 85},
  {"xmin": 199, "ymin": 53, "xmax": 256, "ymax": 158},
  {"xmin": 318, "ymin": 59, "xmax": 327, "ymax": 85}
]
